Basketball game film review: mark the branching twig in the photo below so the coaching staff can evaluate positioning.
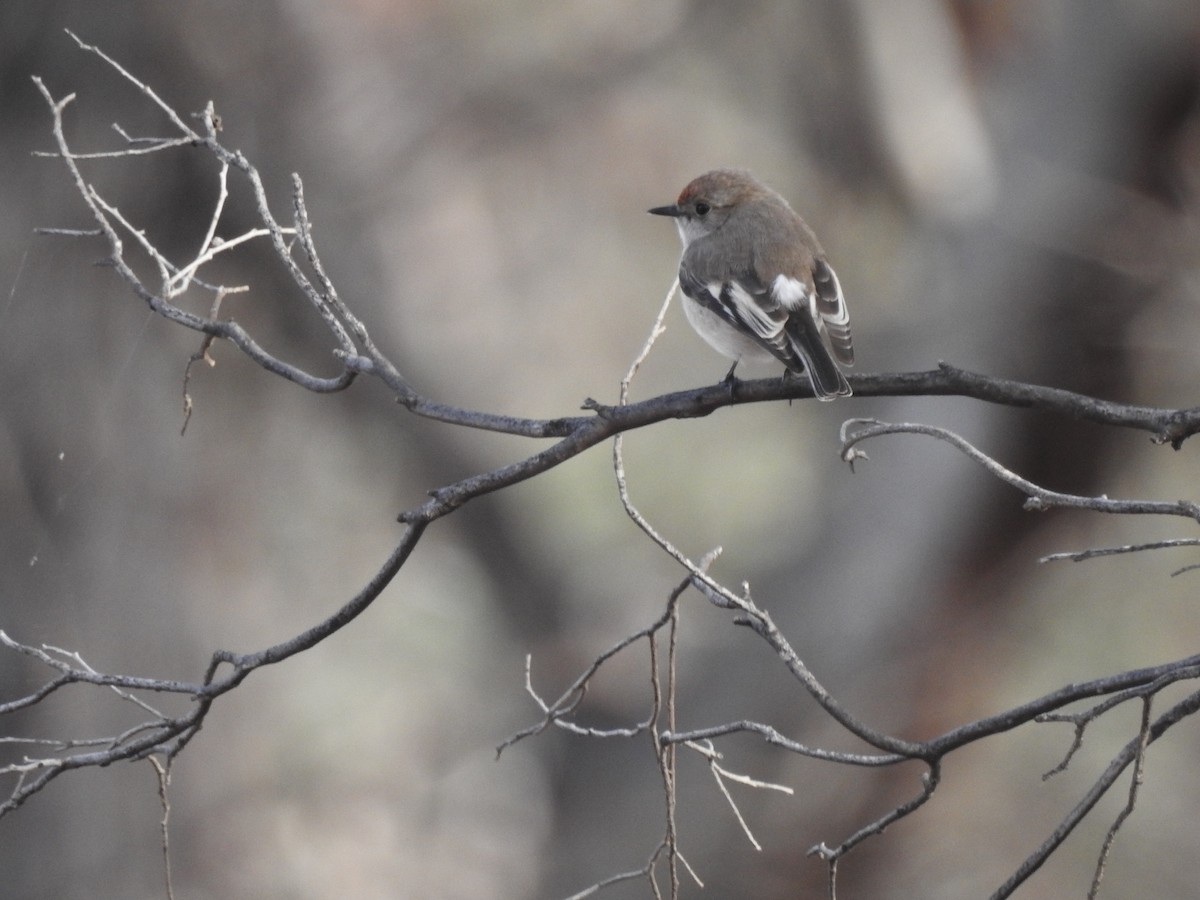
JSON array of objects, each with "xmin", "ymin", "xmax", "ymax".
[
  {"xmin": 525, "ymin": 556, "xmax": 713, "ymax": 900},
  {"xmin": 992, "ymin": 687, "xmax": 1200, "ymax": 899},
  {"xmin": 1036, "ymin": 665, "xmax": 1200, "ymax": 777},
  {"xmin": 686, "ymin": 738, "xmax": 794, "ymax": 851},
  {"xmin": 840, "ymin": 419, "xmax": 1200, "ymax": 523},
  {"xmin": 495, "ymin": 563, "xmax": 698, "ymax": 757},
  {"xmin": 1087, "ymin": 696, "xmax": 1153, "ymax": 899}
]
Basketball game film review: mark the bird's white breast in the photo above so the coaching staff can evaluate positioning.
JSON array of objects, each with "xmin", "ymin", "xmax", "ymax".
[{"xmin": 682, "ymin": 294, "xmax": 778, "ymax": 365}]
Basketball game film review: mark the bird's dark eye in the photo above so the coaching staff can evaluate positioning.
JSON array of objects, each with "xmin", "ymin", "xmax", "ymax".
[{"xmin": 694, "ymin": 201, "xmax": 711, "ymax": 216}]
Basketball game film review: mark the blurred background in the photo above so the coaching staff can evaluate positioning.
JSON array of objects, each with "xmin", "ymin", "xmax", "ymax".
[{"xmin": 2, "ymin": 1, "xmax": 1200, "ymax": 897}]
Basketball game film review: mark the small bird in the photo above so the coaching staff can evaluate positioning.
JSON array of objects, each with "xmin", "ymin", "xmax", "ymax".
[{"xmin": 649, "ymin": 169, "xmax": 853, "ymax": 399}]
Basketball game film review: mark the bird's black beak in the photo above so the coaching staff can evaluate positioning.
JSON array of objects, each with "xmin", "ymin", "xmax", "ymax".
[{"xmin": 648, "ymin": 204, "xmax": 683, "ymax": 217}]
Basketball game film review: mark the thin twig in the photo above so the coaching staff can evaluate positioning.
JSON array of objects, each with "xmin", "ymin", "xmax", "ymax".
[
  {"xmin": 149, "ymin": 756, "xmax": 175, "ymax": 900},
  {"xmin": 840, "ymin": 419, "xmax": 1200, "ymax": 523},
  {"xmin": 1040, "ymin": 537, "xmax": 1200, "ymax": 564},
  {"xmin": 1087, "ymin": 696, "xmax": 1153, "ymax": 899}
]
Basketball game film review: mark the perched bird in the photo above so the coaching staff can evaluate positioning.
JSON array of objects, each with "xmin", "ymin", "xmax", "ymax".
[{"xmin": 649, "ymin": 169, "xmax": 854, "ymax": 399}]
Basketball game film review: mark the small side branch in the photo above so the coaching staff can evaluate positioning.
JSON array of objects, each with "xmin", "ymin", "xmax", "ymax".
[{"xmin": 840, "ymin": 419, "xmax": 1200, "ymax": 524}]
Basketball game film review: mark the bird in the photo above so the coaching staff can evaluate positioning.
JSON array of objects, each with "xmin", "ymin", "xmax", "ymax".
[{"xmin": 649, "ymin": 168, "xmax": 853, "ymax": 399}]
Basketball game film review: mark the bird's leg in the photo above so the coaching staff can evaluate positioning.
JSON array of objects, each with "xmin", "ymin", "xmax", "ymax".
[
  {"xmin": 721, "ymin": 360, "xmax": 741, "ymax": 400},
  {"xmin": 781, "ymin": 367, "xmax": 796, "ymax": 406}
]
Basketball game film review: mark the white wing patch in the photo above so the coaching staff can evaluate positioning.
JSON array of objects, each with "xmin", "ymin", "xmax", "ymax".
[
  {"xmin": 771, "ymin": 274, "xmax": 810, "ymax": 312},
  {"xmin": 720, "ymin": 281, "xmax": 785, "ymax": 341}
]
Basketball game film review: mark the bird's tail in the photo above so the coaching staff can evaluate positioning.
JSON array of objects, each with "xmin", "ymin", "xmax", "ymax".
[{"xmin": 788, "ymin": 314, "xmax": 852, "ymax": 400}]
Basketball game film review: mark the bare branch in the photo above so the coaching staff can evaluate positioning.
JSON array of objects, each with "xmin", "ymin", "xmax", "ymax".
[
  {"xmin": 494, "ymin": 563, "xmax": 694, "ymax": 757},
  {"xmin": 1041, "ymin": 537, "xmax": 1200, "ymax": 564},
  {"xmin": 1036, "ymin": 665, "xmax": 1200, "ymax": 777},
  {"xmin": 845, "ymin": 365, "xmax": 1200, "ymax": 449},
  {"xmin": 149, "ymin": 756, "xmax": 176, "ymax": 900},
  {"xmin": 684, "ymin": 740, "xmax": 795, "ymax": 794},
  {"xmin": 841, "ymin": 419, "xmax": 1200, "ymax": 523},
  {"xmin": 1087, "ymin": 696, "xmax": 1153, "ymax": 899},
  {"xmin": 992, "ymin": 688, "xmax": 1200, "ymax": 899},
  {"xmin": 810, "ymin": 762, "xmax": 941, "ymax": 869},
  {"xmin": 663, "ymin": 720, "xmax": 902, "ymax": 766},
  {"xmin": 685, "ymin": 738, "xmax": 793, "ymax": 851}
]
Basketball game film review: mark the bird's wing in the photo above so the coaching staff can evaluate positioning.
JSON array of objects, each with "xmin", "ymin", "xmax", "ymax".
[
  {"xmin": 679, "ymin": 264, "xmax": 851, "ymax": 399},
  {"xmin": 812, "ymin": 258, "xmax": 854, "ymax": 366},
  {"xmin": 678, "ymin": 265, "xmax": 792, "ymax": 363}
]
